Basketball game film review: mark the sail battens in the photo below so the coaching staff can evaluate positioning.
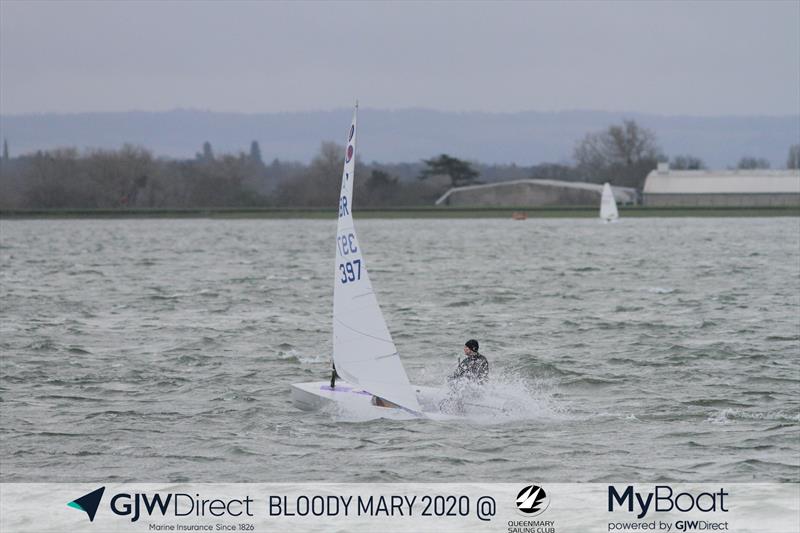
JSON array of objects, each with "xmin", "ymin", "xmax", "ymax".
[
  {"xmin": 351, "ymin": 291, "xmax": 376, "ymax": 300},
  {"xmin": 334, "ymin": 319, "xmax": 395, "ymax": 344},
  {"xmin": 336, "ymin": 352, "xmax": 399, "ymax": 364}
]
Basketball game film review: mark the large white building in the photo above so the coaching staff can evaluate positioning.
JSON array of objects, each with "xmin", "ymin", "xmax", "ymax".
[
  {"xmin": 643, "ymin": 165, "xmax": 800, "ymax": 207},
  {"xmin": 435, "ymin": 179, "xmax": 638, "ymax": 207}
]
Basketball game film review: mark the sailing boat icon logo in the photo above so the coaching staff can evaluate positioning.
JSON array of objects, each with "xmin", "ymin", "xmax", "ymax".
[
  {"xmin": 68, "ymin": 486, "xmax": 105, "ymax": 522},
  {"xmin": 515, "ymin": 485, "xmax": 549, "ymax": 516}
]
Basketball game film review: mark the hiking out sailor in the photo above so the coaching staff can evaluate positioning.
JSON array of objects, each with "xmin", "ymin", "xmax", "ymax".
[
  {"xmin": 449, "ymin": 339, "xmax": 488, "ymax": 385},
  {"xmin": 375, "ymin": 340, "xmax": 489, "ymax": 411},
  {"xmin": 439, "ymin": 339, "xmax": 488, "ymax": 414}
]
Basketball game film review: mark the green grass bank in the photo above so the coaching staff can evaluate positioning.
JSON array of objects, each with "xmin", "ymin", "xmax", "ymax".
[{"xmin": 1, "ymin": 206, "xmax": 799, "ymax": 219}]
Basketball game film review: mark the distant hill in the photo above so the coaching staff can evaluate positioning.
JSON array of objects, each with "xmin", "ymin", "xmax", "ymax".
[{"xmin": 1, "ymin": 108, "xmax": 797, "ymax": 169}]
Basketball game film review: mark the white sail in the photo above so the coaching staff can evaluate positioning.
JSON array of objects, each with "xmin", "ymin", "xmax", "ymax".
[
  {"xmin": 332, "ymin": 105, "xmax": 422, "ymax": 413},
  {"xmin": 600, "ymin": 182, "xmax": 619, "ymax": 221}
]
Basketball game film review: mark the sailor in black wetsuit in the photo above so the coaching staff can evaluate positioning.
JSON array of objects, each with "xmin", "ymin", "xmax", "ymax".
[
  {"xmin": 441, "ymin": 339, "xmax": 489, "ymax": 414},
  {"xmin": 450, "ymin": 339, "xmax": 489, "ymax": 385}
]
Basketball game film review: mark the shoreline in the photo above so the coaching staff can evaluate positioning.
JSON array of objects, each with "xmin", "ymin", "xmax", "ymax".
[{"xmin": 1, "ymin": 206, "xmax": 798, "ymax": 219}]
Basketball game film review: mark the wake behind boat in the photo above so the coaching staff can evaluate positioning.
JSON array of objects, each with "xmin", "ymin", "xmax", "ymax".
[{"xmin": 290, "ymin": 105, "xmax": 511, "ymax": 420}]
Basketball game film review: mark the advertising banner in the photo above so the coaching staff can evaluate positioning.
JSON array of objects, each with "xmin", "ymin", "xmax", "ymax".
[{"xmin": 2, "ymin": 483, "xmax": 798, "ymax": 533}]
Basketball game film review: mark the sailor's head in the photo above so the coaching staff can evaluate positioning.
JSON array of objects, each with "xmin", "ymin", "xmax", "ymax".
[{"xmin": 464, "ymin": 339, "xmax": 479, "ymax": 355}]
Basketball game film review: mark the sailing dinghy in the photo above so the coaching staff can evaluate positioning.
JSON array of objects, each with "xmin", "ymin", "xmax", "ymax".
[
  {"xmin": 290, "ymin": 105, "xmax": 509, "ymax": 420},
  {"xmin": 599, "ymin": 182, "xmax": 619, "ymax": 223}
]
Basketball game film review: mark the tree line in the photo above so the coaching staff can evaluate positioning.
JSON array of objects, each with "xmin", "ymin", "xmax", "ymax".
[{"xmin": 1, "ymin": 121, "xmax": 797, "ymax": 209}]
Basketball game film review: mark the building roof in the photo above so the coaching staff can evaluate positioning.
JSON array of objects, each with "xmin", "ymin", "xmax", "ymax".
[
  {"xmin": 644, "ymin": 169, "xmax": 800, "ymax": 194},
  {"xmin": 435, "ymin": 179, "xmax": 636, "ymax": 205}
]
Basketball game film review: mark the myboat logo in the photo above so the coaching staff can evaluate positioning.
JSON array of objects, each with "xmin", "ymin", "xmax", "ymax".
[
  {"xmin": 516, "ymin": 485, "xmax": 550, "ymax": 516},
  {"xmin": 608, "ymin": 485, "xmax": 729, "ymax": 519},
  {"xmin": 68, "ymin": 486, "xmax": 105, "ymax": 522}
]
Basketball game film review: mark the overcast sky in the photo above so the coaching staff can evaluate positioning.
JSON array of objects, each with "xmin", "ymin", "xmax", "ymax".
[{"xmin": 1, "ymin": 0, "xmax": 798, "ymax": 116}]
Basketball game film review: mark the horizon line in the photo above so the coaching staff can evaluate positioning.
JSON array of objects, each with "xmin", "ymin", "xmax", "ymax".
[{"xmin": 2, "ymin": 107, "xmax": 799, "ymax": 120}]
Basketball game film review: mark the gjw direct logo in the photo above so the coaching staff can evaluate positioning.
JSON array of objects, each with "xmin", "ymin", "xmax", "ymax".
[
  {"xmin": 68, "ymin": 486, "xmax": 105, "ymax": 522},
  {"xmin": 67, "ymin": 487, "xmax": 254, "ymax": 523},
  {"xmin": 516, "ymin": 485, "xmax": 550, "ymax": 516}
]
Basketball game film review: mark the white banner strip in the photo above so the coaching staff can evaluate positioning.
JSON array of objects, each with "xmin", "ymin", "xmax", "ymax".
[{"xmin": 1, "ymin": 483, "xmax": 797, "ymax": 533}]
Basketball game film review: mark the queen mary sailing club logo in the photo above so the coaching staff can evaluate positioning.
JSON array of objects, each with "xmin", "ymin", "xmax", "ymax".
[{"xmin": 516, "ymin": 485, "xmax": 549, "ymax": 516}]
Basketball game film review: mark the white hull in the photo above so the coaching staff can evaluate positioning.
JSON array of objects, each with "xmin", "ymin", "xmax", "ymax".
[
  {"xmin": 291, "ymin": 381, "xmax": 374, "ymax": 411},
  {"xmin": 291, "ymin": 381, "xmax": 513, "ymax": 420}
]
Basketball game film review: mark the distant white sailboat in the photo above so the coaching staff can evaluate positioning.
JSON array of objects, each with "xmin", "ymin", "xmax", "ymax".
[
  {"xmin": 600, "ymin": 182, "xmax": 619, "ymax": 223},
  {"xmin": 290, "ymin": 105, "xmax": 509, "ymax": 419}
]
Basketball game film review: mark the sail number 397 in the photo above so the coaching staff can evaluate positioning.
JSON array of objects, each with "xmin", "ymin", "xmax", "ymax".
[
  {"xmin": 339, "ymin": 259, "xmax": 362, "ymax": 283},
  {"xmin": 337, "ymin": 233, "xmax": 361, "ymax": 283}
]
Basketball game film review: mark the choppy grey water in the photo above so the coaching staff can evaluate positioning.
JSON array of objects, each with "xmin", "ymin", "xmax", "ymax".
[{"xmin": 1, "ymin": 217, "xmax": 798, "ymax": 483}]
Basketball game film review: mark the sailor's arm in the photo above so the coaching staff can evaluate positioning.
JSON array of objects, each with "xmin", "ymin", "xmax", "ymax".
[{"xmin": 449, "ymin": 358, "xmax": 466, "ymax": 381}]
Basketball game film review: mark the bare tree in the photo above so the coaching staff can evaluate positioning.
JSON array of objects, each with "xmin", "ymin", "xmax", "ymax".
[
  {"xmin": 737, "ymin": 157, "xmax": 770, "ymax": 170},
  {"xmin": 670, "ymin": 155, "xmax": 706, "ymax": 170},
  {"xmin": 273, "ymin": 142, "xmax": 349, "ymax": 207},
  {"xmin": 529, "ymin": 163, "xmax": 580, "ymax": 181},
  {"xmin": 24, "ymin": 148, "xmax": 87, "ymax": 207},
  {"xmin": 83, "ymin": 144, "xmax": 155, "ymax": 207},
  {"xmin": 574, "ymin": 119, "xmax": 663, "ymax": 189}
]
